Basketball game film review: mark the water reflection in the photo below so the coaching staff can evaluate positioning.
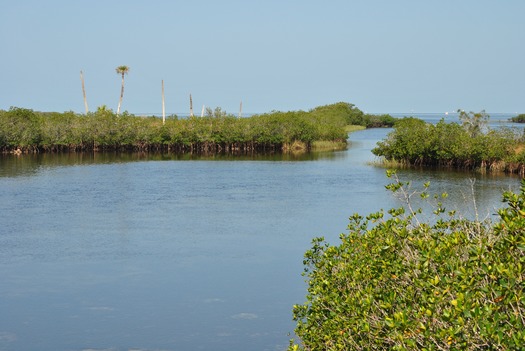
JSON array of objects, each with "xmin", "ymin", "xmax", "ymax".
[
  {"xmin": 0, "ymin": 149, "xmax": 348, "ymax": 178},
  {"xmin": 388, "ymin": 167, "xmax": 521, "ymax": 221}
]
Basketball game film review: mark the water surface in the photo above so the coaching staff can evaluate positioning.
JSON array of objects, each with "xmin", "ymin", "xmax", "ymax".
[{"xmin": 0, "ymin": 128, "xmax": 521, "ymax": 351}]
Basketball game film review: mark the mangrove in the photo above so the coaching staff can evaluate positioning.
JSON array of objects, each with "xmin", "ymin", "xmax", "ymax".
[
  {"xmin": 0, "ymin": 102, "xmax": 394, "ymax": 155},
  {"xmin": 510, "ymin": 113, "xmax": 525, "ymax": 123},
  {"xmin": 372, "ymin": 111, "xmax": 525, "ymax": 175},
  {"xmin": 290, "ymin": 173, "xmax": 525, "ymax": 350}
]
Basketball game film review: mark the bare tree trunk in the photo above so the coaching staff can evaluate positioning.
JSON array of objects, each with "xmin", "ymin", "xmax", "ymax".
[
  {"xmin": 201, "ymin": 105, "xmax": 205, "ymax": 117},
  {"xmin": 80, "ymin": 70, "xmax": 89, "ymax": 114},
  {"xmin": 239, "ymin": 100, "xmax": 243, "ymax": 118},
  {"xmin": 162, "ymin": 80, "xmax": 166, "ymax": 124},
  {"xmin": 117, "ymin": 73, "xmax": 125, "ymax": 116},
  {"xmin": 189, "ymin": 94, "xmax": 194, "ymax": 117}
]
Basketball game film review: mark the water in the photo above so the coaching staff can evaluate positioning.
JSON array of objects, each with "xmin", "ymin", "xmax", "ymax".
[
  {"xmin": 0, "ymin": 127, "xmax": 522, "ymax": 351},
  {"xmin": 392, "ymin": 111, "xmax": 524, "ymax": 129}
]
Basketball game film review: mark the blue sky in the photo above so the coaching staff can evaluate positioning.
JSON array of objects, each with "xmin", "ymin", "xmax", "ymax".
[{"xmin": 1, "ymin": 0, "xmax": 524, "ymax": 114}]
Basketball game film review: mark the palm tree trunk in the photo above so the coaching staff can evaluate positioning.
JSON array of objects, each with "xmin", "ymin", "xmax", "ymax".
[
  {"xmin": 189, "ymin": 94, "xmax": 194, "ymax": 117},
  {"xmin": 80, "ymin": 70, "xmax": 89, "ymax": 114},
  {"xmin": 117, "ymin": 73, "xmax": 125, "ymax": 116},
  {"xmin": 162, "ymin": 80, "xmax": 166, "ymax": 124}
]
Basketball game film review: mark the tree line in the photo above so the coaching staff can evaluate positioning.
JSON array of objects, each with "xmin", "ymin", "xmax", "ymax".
[{"xmin": 0, "ymin": 102, "xmax": 395, "ymax": 154}]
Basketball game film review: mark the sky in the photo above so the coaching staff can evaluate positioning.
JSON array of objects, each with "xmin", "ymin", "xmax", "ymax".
[{"xmin": 1, "ymin": 0, "xmax": 524, "ymax": 115}]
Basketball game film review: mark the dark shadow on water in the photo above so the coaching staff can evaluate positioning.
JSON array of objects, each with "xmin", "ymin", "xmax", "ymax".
[{"xmin": 0, "ymin": 149, "xmax": 348, "ymax": 178}]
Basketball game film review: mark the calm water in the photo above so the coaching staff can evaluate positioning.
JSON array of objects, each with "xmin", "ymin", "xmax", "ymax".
[{"xmin": 0, "ymin": 126, "xmax": 522, "ymax": 351}]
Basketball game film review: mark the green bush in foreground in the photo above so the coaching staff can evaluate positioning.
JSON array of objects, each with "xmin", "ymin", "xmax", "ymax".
[{"xmin": 290, "ymin": 172, "xmax": 525, "ymax": 350}]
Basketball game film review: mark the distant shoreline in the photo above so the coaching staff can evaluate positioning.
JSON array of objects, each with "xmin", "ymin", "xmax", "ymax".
[{"xmin": 1, "ymin": 103, "xmax": 391, "ymax": 155}]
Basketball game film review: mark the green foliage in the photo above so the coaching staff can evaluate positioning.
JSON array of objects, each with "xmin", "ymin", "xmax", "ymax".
[
  {"xmin": 510, "ymin": 114, "xmax": 525, "ymax": 123},
  {"xmin": 363, "ymin": 113, "xmax": 397, "ymax": 128},
  {"xmin": 310, "ymin": 102, "xmax": 365, "ymax": 126},
  {"xmin": 290, "ymin": 172, "xmax": 525, "ymax": 350},
  {"xmin": 0, "ymin": 107, "xmax": 42, "ymax": 150},
  {"xmin": 308, "ymin": 102, "xmax": 396, "ymax": 128},
  {"xmin": 39, "ymin": 111, "xmax": 83, "ymax": 149},
  {"xmin": 204, "ymin": 106, "xmax": 229, "ymax": 118},
  {"xmin": 0, "ymin": 102, "xmax": 367, "ymax": 153},
  {"xmin": 373, "ymin": 117, "xmax": 434, "ymax": 165},
  {"xmin": 373, "ymin": 113, "xmax": 524, "ymax": 173}
]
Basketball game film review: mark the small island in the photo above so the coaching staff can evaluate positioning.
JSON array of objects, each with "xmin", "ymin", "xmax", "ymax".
[
  {"xmin": 372, "ymin": 110, "xmax": 525, "ymax": 175},
  {"xmin": 0, "ymin": 102, "xmax": 394, "ymax": 155},
  {"xmin": 510, "ymin": 113, "xmax": 525, "ymax": 123}
]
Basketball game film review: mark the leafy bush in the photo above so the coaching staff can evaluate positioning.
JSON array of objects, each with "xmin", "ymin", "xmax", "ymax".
[
  {"xmin": 373, "ymin": 117, "xmax": 436, "ymax": 165},
  {"xmin": 310, "ymin": 102, "xmax": 365, "ymax": 126},
  {"xmin": 290, "ymin": 172, "xmax": 525, "ymax": 350},
  {"xmin": 372, "ymin": 114, "xmax": 524, "ymax": 173},
  {"xmin": 363, "ymin": 113, "xmax": 397, "ymax": 128},
  {"xmin": 308, "ymin": 102, "xmax": 396, "ymax": 128},
  {"xmin": 0, "ymin": 107, "xmax": 42, "ymax": 150}
]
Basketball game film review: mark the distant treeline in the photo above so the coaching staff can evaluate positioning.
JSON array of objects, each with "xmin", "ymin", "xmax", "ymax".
[
  {"xmin": 0, "ymin": 102, "xmax": 395, "ymax": 154},
  {"xmin": 373, "ymin": 112, "xmax": 525, "ymax": 175},
  {"xmin": 510, "ymin": 114, "xmax": 525, "ymax": 123}
]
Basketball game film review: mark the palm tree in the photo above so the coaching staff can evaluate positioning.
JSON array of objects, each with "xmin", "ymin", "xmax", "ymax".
[{"xmin": 115, "ymin": 65, "xmax": 130, "ymax": 116}]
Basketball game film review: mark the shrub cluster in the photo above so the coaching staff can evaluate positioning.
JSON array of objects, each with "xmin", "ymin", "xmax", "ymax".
[
  {"xmin": 308, "ymin": 102, "xmax": 396, "ymax": 128},
  {"xmin": 290, "ymin": 173, "xmax": 525, "ymax": 350},
  {"xmin": 0, "ymin": 103, "xmax": 370, "ymax": 153},
  {"xmin": 510, "ymin": 114, "xmax": 525, "ymax": 123},
  {"xmin": 372, "ymin": 116, "xmax": 525, "ymax": 174}
]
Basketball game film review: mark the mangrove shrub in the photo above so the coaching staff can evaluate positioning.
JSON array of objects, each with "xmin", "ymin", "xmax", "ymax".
[
  {"xmin": 510, "ymin": 114, "xmax": 525, "ymax": 123},
  {"xmin": 308, "ymin": 102, "xmax": 395, "ymax": 128},
  {"xmin": 372, "ymin": 115, "xmax": 524, "ymax": 173},
  {"xmin": 290, "ymin": 173, "xmax": 525, "ymax": 350}
]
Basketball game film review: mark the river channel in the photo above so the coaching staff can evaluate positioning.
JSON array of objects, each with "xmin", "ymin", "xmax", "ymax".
[{"xmin": 0, "ymin": 126, "xmax": 522, "ymax": 351}]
